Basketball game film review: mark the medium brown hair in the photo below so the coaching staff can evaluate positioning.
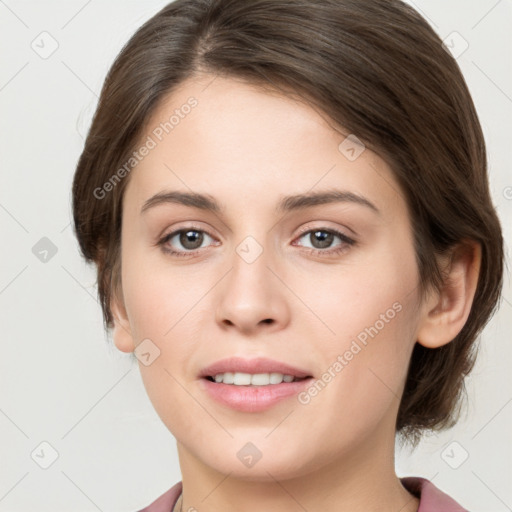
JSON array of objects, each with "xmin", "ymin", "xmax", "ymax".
[{"xmin": 72, "ymin": 0, "xmax": 504, "ymax": 447}]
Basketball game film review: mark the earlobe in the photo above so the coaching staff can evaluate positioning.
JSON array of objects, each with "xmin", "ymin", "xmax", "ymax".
[
  {"xmin": 416, "ymin": 240, "xmax": 481, "ymax": 349},
  {"xmin": 110, "ymin": 295, "xmax": 136, "ymax": 353}
]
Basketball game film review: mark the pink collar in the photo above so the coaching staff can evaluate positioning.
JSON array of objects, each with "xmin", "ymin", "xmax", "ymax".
[
  {"xmin": 137, "ymin": 476, "xmax": 468, "ymax": 511},
  {"xmin": 401, "ymin": 476, "xmax": 468, "ymax": 511}
]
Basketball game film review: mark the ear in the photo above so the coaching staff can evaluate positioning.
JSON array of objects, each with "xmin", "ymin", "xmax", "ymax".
[
  {"xmin": 110, "ymin": 291, "xmax": 136, "ymax": 353},
  {"xmin": 416, "ymin": 240, "xmax": 481, "ymax": 349}
]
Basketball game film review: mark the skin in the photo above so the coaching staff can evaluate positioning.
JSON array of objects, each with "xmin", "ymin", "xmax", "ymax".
[{"xmin": 111, "ymin": 74, "xmax": 481, "ymax": 512}]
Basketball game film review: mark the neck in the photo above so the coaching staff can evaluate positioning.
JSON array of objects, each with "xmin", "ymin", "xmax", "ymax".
[{"xmin": 175, "ymin": 417, "xmax": 419, "ymax": 512}]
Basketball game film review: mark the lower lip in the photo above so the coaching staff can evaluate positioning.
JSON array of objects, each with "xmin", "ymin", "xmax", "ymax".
[{"xmin": 199, "ymin": 377, "xmax": 314, "ymax": 412}]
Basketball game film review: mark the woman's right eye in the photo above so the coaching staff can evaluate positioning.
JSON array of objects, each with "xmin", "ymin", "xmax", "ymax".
[{"xmin": 158, "ymin": 227, "xmax": 217, "ymax": 257}]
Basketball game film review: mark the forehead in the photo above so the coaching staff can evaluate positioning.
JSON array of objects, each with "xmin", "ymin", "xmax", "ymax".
[{"xmin": 124, "ymin": 74, "xmax": 405, "ymax": 220}]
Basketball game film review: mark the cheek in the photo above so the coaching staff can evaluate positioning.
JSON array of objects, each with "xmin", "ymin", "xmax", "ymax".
[
  {"xmin": 120, "ymin": 241, "xmax": 200, "ymax": 340},
  {"xmin": 318, "ymin": 301, "xmax": 417, "ymax": 441},
  {"xmin": 291, "ymin": 237, "xmax": 419, "ymax": 351},
  {"xmin": 120, "ymin": 255, "xmax": 203, "ymax": 431},
  {"xmin": 292, "ymin": 242, "xmax": 420, "ymax": 418}
]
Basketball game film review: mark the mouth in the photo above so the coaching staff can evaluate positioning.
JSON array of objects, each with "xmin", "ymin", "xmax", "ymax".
[
  {"xmin": 199, "ymin": 356, "xmax": 313, "ymax": 386},
  {"xmin": 198, "ymin": 359, "xmax": 315, "ymax": 412},
  {"xmin": 203, "ymin": 372, "xmax": 311, "ymax": 386}
]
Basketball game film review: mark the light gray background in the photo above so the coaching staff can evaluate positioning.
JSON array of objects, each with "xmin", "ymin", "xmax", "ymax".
[{"xmin": 1, "ymin": 1, "xmax": 511, "ymax": 510}]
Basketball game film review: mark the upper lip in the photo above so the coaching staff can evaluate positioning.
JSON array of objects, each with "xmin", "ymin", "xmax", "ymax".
[{"xmin": 199, "ymin": 357, "xmax": 312, "ymax": 379}]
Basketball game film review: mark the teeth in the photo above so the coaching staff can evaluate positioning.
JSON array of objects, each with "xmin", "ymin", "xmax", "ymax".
[{"xmin": 212, "ymin": 372, "xmax": 298, "ymax": 385}]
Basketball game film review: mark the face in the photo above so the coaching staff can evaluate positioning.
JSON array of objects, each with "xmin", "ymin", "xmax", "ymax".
[{"xmin": 115, "ymin": 74, "xmax": 425, "ymax": 480}]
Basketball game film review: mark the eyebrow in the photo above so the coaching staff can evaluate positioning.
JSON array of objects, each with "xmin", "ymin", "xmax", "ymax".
[{"xmin": 140, "ymin": 189, "xmax": 380, "ymax": 216}]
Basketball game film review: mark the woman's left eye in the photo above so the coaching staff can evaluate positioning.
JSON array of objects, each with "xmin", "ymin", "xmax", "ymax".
[
  {"xmin": 157, "ymin": 226, "xmax": 355, "ymax": 258},
  {"xmin": 293, "ymin": 228, "xmax": 355, "ymax": 257}
]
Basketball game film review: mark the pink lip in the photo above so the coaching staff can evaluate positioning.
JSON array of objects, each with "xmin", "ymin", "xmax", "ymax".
[
  {"xmin": 198, "ymin": 356, "xmax": 312, "ymax": 379},
  {"xmin": 198, "ymin": 357, "xmax": 314, "ymax": 413},
  {"xmin": 199, "ymin": 377, "xmax": 314, "ymax": 412}
]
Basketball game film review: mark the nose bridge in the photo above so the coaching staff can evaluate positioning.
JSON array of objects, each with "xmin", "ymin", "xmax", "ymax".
[
  {"xmin": 214, "ymin": 228, "xmax": 289, "ymax": 332},
  {"xmin": 229, "ymin": 231, "xmax": 275, "ymax": 300},
  {"xmin": 228, "ymin": 213, "xmax": 277, "ymax": 280}
]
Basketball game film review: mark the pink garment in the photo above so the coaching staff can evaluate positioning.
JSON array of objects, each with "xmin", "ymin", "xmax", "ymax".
[{"xmin": 136, "ymin": 476, "xmax": 468, "ymax": 511}]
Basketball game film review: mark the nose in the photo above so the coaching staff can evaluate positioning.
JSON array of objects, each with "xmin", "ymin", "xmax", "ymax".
[{"xmin": 214, "ymin": 240, "xmax": 290, "ymax": 336}]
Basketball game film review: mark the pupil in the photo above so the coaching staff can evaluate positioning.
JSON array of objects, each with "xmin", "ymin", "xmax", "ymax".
[
  {"xmin": 180, "ymin": 230, "xmax": 203, "ymax": 249},
  {"xmin": 312, "ymin": 230, "xmax": 333, "ymax": 249}
]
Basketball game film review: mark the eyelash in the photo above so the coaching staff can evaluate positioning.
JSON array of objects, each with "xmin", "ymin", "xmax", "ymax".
[{"xmin": 157, "ymin": 224, "xmax": 356, "ymax": 258}]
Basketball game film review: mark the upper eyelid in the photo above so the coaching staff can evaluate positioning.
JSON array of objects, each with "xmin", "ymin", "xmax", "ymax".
[
  {"xmin": 295, "ymin": 224, "xmax": 353, "ymax": 238},
  {"xmin": 162, "ymin": 223, "xmax": 352, "ymax": 238}
]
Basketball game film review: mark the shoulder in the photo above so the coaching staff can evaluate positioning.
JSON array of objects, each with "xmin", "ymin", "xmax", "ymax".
[
  {"xmin": 135, "ymin": 481, "xmax": 182, "ymax": 512},
  {"xmin": 400, "ymin": 476, "xmax": 469, "ymax": 512}
]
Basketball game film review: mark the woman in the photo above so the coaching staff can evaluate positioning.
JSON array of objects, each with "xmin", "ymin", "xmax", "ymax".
[{"xmin": 71, "ymin": 0, "xmax": 504, "ymax": 510}]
